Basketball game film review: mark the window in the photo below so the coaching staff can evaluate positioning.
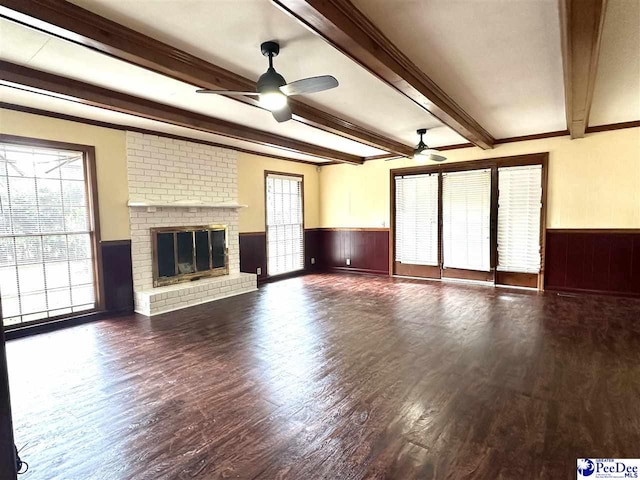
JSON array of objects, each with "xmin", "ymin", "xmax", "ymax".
[
  {"xmin": 497, "ymin": 165, "xmax": 542, "ymax": 273},
  {"xmin": 442, "ymin": 169, "xmax": 491, "ymax": 272},
  {"xmin": 392, "ymin": 154, "xmax": 547, "ymax": 287},
  {"xmin": 0, "ymin": 141, "xmax": 98, "ymax": 327},
  {"xmin": 266, "ymin": 173, "xmax": 304, "ymax": 276},
  {"xmin": 395, "ymin": 173, "xmax": 438, "ymax": 266}
]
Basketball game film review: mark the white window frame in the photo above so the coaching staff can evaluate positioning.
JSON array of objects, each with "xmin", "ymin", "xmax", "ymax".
[
  {"xmin": 442, "ymin": 168, "xmax": 492, "ymax": 272},
  {"xmin": 0, "ymin": 138, "xmax": 101, "ymax": 329},
  {"xmin": 497, "ymin": 164, "xmax": 543, "ymax": 274},
  {"xmin": 265, "ymin": 172, "xmax": 304, "ymax": 277},
  {"xmin": 395, "ymin": 173, "xmax": 439, "ymax": 266}
]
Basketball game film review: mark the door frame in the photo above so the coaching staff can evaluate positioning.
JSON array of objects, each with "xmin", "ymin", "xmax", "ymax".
[
  {"xmin": 390, "ymin": 152, "xmax": 548, "ymax": 289},
  {"xmin": 263, "ymin": 170, "xmax": 305, "ymax": 278}
]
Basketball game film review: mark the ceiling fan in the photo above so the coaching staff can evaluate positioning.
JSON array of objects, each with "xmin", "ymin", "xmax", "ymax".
[
  {"xmin": 386, "ymin": 128, "xmax": 446, "ymax": 163},
  {"xmin": 196, "ymin": 41, "xmax": 339, "ymax": 123}
]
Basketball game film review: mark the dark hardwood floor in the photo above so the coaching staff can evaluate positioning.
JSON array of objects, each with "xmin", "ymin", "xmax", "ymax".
[{"xmin": 5, "ymin": 273, "xmax": 640, "ymax": 479}]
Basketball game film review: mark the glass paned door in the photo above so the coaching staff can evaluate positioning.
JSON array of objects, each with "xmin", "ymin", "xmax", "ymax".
[
  {"xmin": 442, "ymin": 169, "xmax": 492, "ymax": 280},
  {"xmin": 266, "ymin": 173, "xmax": 304, "ymax": 276}
]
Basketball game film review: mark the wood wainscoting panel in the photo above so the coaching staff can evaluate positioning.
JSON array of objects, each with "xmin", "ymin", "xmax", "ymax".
[
  {"xmin": 318, "ymin": 228, "xmax": 390, "ymax": 275},
  {"xmin": 442, "ymin": 268, "xmax": 494, "ymax": 282},
  {"xmin": 609, "ymin": 235, "xmax": 636, "ymax": 293},
  {"xmin": 304, "ymin": 228, "xmax": 322, "ymax": 272},
  {"xmin": 545, "ymin": 230, "xmax": 640, "ymax": 296},
  {"xmin": 239, "ymin": 230, "xmax": 321, "ymax": 282},
  {"xmin": 544, "ymin": 231, "xmax": 568, "ymax": 288},
  {"xmin": 239, "ymin": 232, "xmax": 267, "ymax": 281},
  {"xmin": 101, "ymin": 240, "xmax": 134, "ymax": 313},
  {"xmin": 394, "ymin": 262, "xmax": 440, "ymax": 279},
  {"xmin": 241, "ymin": 228, "xmax": 640, "ymax": 296},
  {"xmin": 496, "ymin": 271, "xmax": 538, "ymax": 289}
]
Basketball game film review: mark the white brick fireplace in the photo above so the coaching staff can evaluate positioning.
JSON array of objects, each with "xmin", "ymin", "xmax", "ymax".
[{"xmin": 126, "ymin": 132, "xmax": 256, "ymax": 316}]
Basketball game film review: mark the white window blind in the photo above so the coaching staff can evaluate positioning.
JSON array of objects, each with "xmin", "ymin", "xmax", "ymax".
[
  {"xmin": 0, "ymin": 143, "xmax": 96, "ymax": 327},
  {"xmin": 395, "ymin": 174, "xmax": 439, "ymax": 265},
  {"xmin": 497, "ymin": 164, "xmax": 542, "ymax": 273},
  {"xmin": 266, "ymin": 174, "xmax": 304, "ymax": 276},
  {"xmin": 442, "ymin": 169, "xmax": 491, "ymax": 271}
]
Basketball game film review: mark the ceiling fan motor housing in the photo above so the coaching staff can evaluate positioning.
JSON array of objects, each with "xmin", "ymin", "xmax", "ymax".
[{"xmin": 257, "ymin": 68, "xmax": 286, "ymax": 94}]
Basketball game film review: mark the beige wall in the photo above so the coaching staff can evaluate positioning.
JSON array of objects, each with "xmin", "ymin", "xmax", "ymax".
[
  {"xmin": 0, "ymin": 109, "xmax": 323, "ymax": 239},
  {"xmin": 3, "ymin": 107, "xmax": 638, "ymax": 238},
  {"xmin": 320, "ymin": 127, "xmax": 640, "ymax": 229},
  {"xmin": 237, "ymin": 152, "xmax": 320, "ymax": 232},
  {"xmin": 0, "ymin": 108, "xmax": 130, "ymax": 241}
]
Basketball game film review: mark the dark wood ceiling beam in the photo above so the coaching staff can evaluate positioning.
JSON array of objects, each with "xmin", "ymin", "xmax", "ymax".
[
  {"xmin": 559, "ymin": 0, "xmax": 608, "ymax": 138},
  {"xmin": 272, "ymin": 0, "xmax": 495, "ymax": 150},
  {"xmin": 0, "ymin": 61, "xmax": 363, "ymax": 164},
  {"xmin": 0, "ymin": 102, "xmax": 337, "ymax": 166},
  {"xmin": 0, "ymin": 0, "xmax": 413, "ymax": 157}
]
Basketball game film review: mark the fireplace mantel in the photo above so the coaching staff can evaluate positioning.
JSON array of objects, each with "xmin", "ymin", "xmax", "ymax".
[{"xmin": 128, "ymin": 199, "xmax": 247, "ymax": 212}]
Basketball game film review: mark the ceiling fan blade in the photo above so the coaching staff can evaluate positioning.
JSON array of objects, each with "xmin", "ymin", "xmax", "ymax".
[
  {"xmin": 280, "ymin": 75, "xmax": 338, "ymax": 96},
  {"xmin": 272, "ymin": 103, "xmax": 293, "ymax": 123},
  {"xmin": 429, "ymin": 153, "xmax": 447, "ymax": 162},
  {"xmin": 196, "ymin": 89, "xmax": 259, "ymax": 96}
]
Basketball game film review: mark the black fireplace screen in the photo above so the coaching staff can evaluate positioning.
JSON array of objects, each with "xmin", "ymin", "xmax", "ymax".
[{"xmin": 152, "ymin": 225, "xmax": 228, "ymax": 287}]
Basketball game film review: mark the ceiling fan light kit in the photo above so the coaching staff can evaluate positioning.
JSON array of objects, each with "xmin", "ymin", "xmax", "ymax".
[
  {"xmin": 197, "ymin": 41, "xmax": 338, "ymax": 123},
  {"xmin": 259, "ymin": 91, "xmax": 288, "ymax": 111}
]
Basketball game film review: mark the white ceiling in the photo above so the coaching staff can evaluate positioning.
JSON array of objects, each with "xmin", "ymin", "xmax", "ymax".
[
  {"xmin": 0, "ymin": 17, "xmax": 385, "ymax": 158},
  {"xmin": 67, "ymin": 0, "xmax": 469, "ymax": 148},
  {"xmin": 0, "ymin": 0, "xmax": 638, "ymax": 162},
  {"xmin": 590, "ymin": 0, "xmax": 640, "ymax": 126},
  {"xmin": 351, "ymin": 0, "xmax": 568, "ymax": 138}
]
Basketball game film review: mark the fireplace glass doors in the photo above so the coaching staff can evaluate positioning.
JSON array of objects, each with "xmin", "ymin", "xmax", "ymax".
[{"xmin": 152, "ymin": 225, "xmax": 228, "ymax": 287}]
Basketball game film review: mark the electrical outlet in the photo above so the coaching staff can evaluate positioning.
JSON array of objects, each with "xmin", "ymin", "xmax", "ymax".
[
  {"xmin": 256, "ymin": 267, "xmax": 262, "ymax": 275},
  {"xmin": 346, "ymin": 258, "xmax": 351, "ymax": 266},
  {"xmin": 311, "ymin": 257, "xmax": 316, "ymax": 265}
]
